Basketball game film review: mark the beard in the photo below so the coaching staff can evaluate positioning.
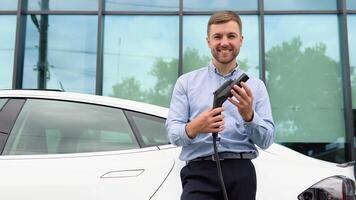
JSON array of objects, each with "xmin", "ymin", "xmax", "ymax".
[{"xmin": 211, "ymin": 47, "xmax": 240, "ymax": 65}]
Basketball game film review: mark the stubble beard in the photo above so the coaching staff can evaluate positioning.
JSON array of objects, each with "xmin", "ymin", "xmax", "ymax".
[{"xmin": 211, "ymin": 48, "xmax": 240, "ymax": 65}]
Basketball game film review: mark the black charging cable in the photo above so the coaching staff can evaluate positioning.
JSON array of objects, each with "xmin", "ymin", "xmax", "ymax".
[{"xmin": 212, "ymin": 133, "xmax": 229, "ymax": 200}]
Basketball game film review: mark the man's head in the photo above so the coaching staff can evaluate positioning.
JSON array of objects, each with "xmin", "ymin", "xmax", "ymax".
[
  {"xmin": 207, "ymin": 11, "xmax": 242, "ymax": 36},
  {"xmin": 207, "ymin": 11, "xmax": 243, "ymax": 69}
]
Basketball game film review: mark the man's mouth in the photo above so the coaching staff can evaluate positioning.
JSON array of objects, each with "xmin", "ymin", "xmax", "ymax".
[{"xmin": 217, "ymin": 49, "xmax": 232, "ymax": 54}]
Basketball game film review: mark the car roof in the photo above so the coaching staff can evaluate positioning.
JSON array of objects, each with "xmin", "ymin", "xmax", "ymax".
[{"xmin": 0, "ymin": 90, "xmax": 169, "ymax": 118}]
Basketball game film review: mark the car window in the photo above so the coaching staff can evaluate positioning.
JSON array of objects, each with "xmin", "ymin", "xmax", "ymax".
[
  {"xmin": 0, "ymin": 98, "xmax": 9, "ymax": 151},
  {"xmin": 0, "ymin": 99, "xmax": 8, "ymax": 111},
  {"xmin": 3, "ymin": 99, "xmax": 139, "ymax": 155},
  {"xmin": 127, "ymin": 111, "xmax": 169, "ymax": 147}
]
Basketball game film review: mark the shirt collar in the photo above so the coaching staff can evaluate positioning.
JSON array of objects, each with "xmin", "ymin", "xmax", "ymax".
[{"xmin": 208, "ymin": 61, "xmax": 240, "ymax": 79}]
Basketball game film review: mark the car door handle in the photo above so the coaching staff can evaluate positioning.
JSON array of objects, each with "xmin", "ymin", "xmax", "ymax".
[{"xmin": 101, "ymin": 169, "xmax": 145, "ymax": 178}]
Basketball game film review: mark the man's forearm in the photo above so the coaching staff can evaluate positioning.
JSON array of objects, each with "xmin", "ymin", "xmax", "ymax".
[{"xmin": 185, "ymin": 122, "xmax": 198, "ymax": 139}]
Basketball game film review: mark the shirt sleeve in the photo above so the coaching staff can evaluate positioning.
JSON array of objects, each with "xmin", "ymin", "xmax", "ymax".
[
  {"xmin": 243, "ymin": 81, "xmax": 275, "ymax": 149},
  {"xmin": 165, "ymin": 77, "xmax": 194, "ymax": 146}
]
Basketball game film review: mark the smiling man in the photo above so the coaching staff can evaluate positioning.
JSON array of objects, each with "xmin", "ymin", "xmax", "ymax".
[{"xmin": 166, "ymin": 11, "xmax": 275, "ymax": 200}]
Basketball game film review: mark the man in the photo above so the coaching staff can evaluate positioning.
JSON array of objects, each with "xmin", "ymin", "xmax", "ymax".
[{"xmin": 166, "ymin": 11, "xmax": 275, "ymax": 200}]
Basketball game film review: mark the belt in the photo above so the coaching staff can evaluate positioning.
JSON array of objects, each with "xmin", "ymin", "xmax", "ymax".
[{"xmin": 188, "ymin": 152, "xmax": 257, "ymax": 163}]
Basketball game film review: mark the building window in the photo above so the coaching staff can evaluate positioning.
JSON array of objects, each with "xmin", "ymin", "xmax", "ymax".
[
  {"xmin": 0, "ymin": 0, "xmax": 17, "ymax": 10},
  {"xmin": 27, "ymin": 0, "xmax": 98, "ymax": 11},
  {"xmin": 264, "ymin": 0, "xmax": 337, "ymax": 11},
  {"xmin": 103, "ymin": 16, "xmax": 179, "ymax": 107},
  {"xmin": 0, "ymin": 16, "xmax": 16, "ymax": 89},
  {"xmin": 265, "ymin": 15, "xmax": 346, "ymax": 162},
  {"xmin": 22, "ymin": 15, "xmax": 98, "ymax": 94},
  {"xmin": 349, "ymin": 15, "xmax": 356, "ymax": 108},
  {"xmin": 105, "ymin": 0, "xmax": 179, "ymax": 11},
  {"xmin": 183, "ymin": 0, "xmax": 257, "ymax": 11},
  {"xmin": 348, "ymin": 15, "xmax": 356, "ymax": 150},
  {"xmin": 348, "ymin": 0, "xmax": 356, "ymax": 10}
]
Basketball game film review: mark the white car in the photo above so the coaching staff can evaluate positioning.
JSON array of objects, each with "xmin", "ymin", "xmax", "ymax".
[{"xmin": 0, "ymin": 90, "xmax": 354, "ymax": 200}]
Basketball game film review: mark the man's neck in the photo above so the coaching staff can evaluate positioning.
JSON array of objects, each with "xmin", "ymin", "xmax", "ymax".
[{"xmin": 213, "ymin": 60, "xmax": 237, "ymax": 76}]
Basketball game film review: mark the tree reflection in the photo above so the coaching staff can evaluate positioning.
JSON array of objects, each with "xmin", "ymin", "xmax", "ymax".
[
  {"xmin": 267, "ymin": 37, "xmax": 344, "ymax": 144},
  {"xmin": 266, "ymin": 37, "xmax": 348, "ymax": 162},
  {"xmin": 111, "ymin": 48, "xmax": 209, "ymax": 107}
]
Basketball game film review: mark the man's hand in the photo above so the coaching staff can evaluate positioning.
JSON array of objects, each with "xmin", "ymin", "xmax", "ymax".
[
  {"xmin": 185, "ymin": 107, "xmax": 225, "ymax": 139},
  {"xmin": 228, "ymin": 82, "xmax": 254, "ymax": 122}
]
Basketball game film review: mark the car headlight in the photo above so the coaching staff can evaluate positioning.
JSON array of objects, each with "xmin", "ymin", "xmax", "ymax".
[{"xmin": 298, "ymin": 175, "xmax": 355, "ymax": 200}]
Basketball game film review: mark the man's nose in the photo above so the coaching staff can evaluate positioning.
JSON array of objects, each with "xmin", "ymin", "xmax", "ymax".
[{"xmin": 220, "ymin": 36, "xmax": 229, "ymax": 46}]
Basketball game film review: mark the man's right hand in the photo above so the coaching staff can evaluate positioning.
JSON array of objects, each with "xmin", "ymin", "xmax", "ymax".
[{"xmin": 185, "ymin": 107, "xmax": 225, "ymax": 139}]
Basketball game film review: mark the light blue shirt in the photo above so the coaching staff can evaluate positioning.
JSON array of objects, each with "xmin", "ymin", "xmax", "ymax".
[{"xmin": 166, "ymin": 62, "xmax": 275, "ymax": 161}]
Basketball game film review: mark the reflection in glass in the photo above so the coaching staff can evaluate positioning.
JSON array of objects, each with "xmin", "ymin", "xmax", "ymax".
[
  {"xmin": 183, "ymin": 16, "xmax": 260, "ymax": 78},
  {"xmin": 349, "ymin": 15, "xmax": 356, "ymax": 108},
  {"xmin": 264, "ymin": 0, "xmax": 336, "ymax": 10},
  {"xmin": 183, "ymin": 0, "xmax": 257, "ymax": 11},
  {"xmin": 27, "ymin": 0, "xmax": 97, "ymax": 11},
  {"xmin": 128, "ymin": 111, "xmax": 169, "ymax": 146},
  {"xmin": 23, "ymin": 15, "xmax": 97, "ymax": 94},
  {"xmin": 3, "ymin": 99, "xmax": 139, "ymax": 155},
  {"xmin": 105, "ymin": 0, "xmax": 178, "ymax": 11},
  {"xmin": 265, "ymin": 15, "xmax": 345, "ymax": 162},
  {"xmin": 103, "ymin": 16, "xmax": 179, "ymax": 107},
  {"xmin": 0, "ymin": 99, "xmax": 8, "ymax": 110},
  {"xmin": 0, "ymin": 16, "xmax": 16, "ymax": 89},
  {"xmin": 348, "ymin": 0, "xmax": 356, "ymax": 10},
  {"xmin": 0, "ymin": 0, "xmax": 17, "ymax": 10}
]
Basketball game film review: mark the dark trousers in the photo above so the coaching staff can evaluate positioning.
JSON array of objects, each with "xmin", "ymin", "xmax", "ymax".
[{"xmin": 180, "ymin": 159, "xmax": 257, "ymax": 200}]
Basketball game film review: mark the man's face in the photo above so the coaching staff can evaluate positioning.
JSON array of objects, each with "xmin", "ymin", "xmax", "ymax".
[{"xmin": 207, "ymin": 20, "xmax": 243, "ymax": 67}]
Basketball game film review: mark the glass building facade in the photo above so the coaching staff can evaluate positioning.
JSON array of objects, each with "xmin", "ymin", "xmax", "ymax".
[{"xmin": 0, "ymin": 0, "xmax": 355, "ymax": 163}]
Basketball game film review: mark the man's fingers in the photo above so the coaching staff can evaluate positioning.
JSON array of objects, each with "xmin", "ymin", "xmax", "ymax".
[
  {"xmin": 210, "ymin": 107, "xmax": 224, "ymax": 116},
  {"xmin": 230, "ymin": 89, "xmax": 247, "ymax": 106},
  {"xmin": 211, "ymin": 126, "xmax": 224, "ymax": 133},
  {"xmin": 212, "ymin": 113, "xmax": 224, "ymax": 121},
  {"xmin": 228, "ymin": 97, "xmax": 240, "ymax": 108},
  {"xmin": 211, "ymin": 120, "xmax": 224, "ymax": 128},
  {"xmin": 233, "ymin": 85, "xmax": 249, "ymax": 100},
  {"xmin": 241, "ymin": 82, "xmax": 253, "ymax": 97}
]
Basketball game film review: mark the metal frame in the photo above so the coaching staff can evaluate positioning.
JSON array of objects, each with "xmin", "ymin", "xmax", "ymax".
[
  {"xmin": 12, "ymin": 0, "xmax": 27, "ymax": 89},
  {"xmin": 1, "ymin": 0, "xmax": 355, "ymax": 162},
  {"xmin": 178, "ymin": 0, "xmax": 183, "ymax": 76},
  {"xmin": 258, "ymin": 0, "xmax": 266, "ymax": 82},
  {"xmin": 96, "ymin": 0, "xmax": 104, "ymax": 95},
  {"xmin": 338, "ymin": 0, "xmax": 355, "ymax": 162}
]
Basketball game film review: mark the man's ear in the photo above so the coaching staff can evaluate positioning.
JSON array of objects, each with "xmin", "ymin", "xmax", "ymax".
[{"xmin": 206, "ymin": 36, "xmax": 211, "ymax": 48}]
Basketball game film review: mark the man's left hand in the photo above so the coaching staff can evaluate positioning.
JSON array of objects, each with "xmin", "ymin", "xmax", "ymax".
[{"xmin": 228, "ymin": 82, "xmax": 254, "ymax": 122}]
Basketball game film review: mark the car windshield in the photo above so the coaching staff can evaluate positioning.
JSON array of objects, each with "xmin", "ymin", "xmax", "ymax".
[{"xmin": 3, "ymin": 99, "xmax": 140, "ymax": 155}]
